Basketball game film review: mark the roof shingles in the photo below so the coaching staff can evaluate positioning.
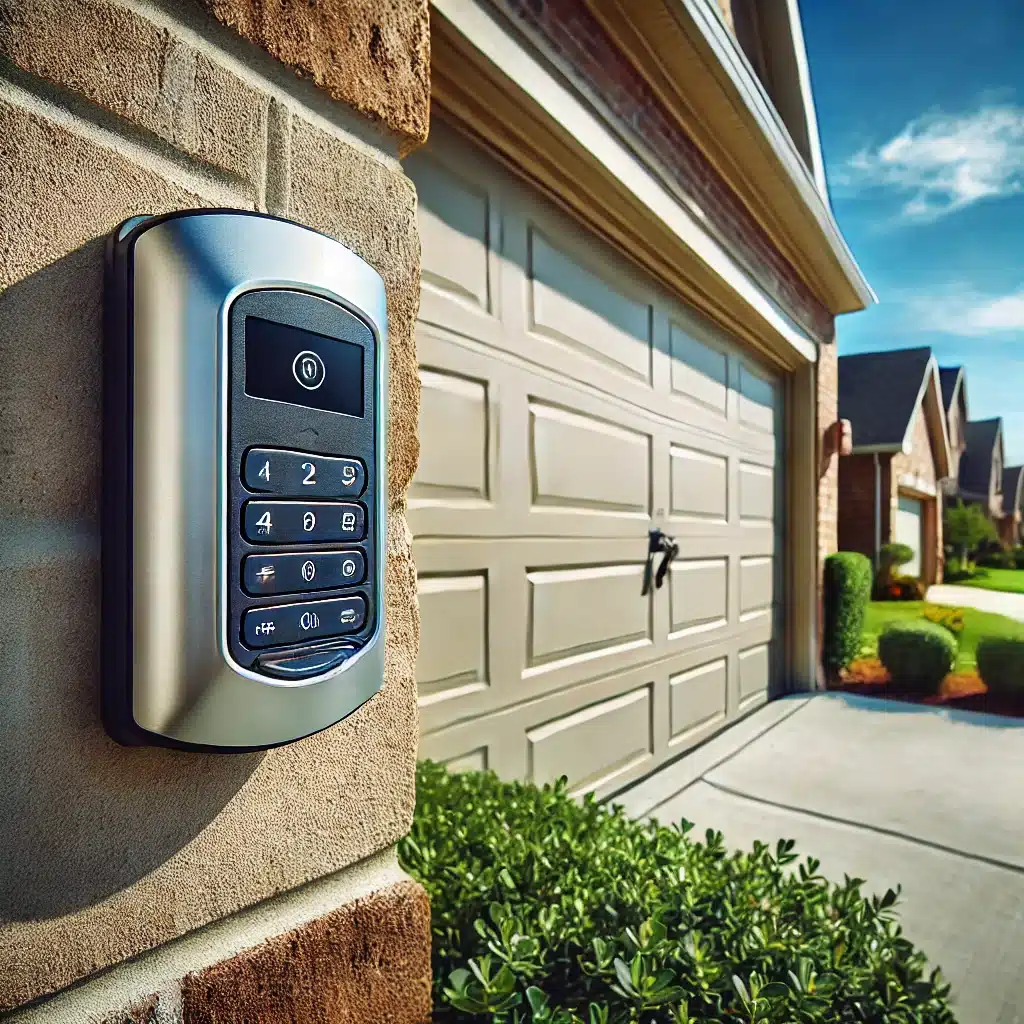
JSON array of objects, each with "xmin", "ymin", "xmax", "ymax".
[{"xmin": 838, "ymin": 347, "xmax": 933, "ymax": 449}]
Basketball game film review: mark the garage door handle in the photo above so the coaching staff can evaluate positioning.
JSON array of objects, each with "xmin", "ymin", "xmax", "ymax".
[{"xmin": 641, "ymin": 528, "xmax": 679, "ymax": 596}]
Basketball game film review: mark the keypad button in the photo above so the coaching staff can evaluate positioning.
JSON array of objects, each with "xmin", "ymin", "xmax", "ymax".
[
  {"xmin": 243, "ymin": 550, "xmax": 366, "ymax": 595},
  {"xmin": 243, "ymin": 448, "xmax": 365, "ymax": 498},
  {"xmin": 243, "ymin": 595, "xmax": 368, "ymax": 649},
  {"xmin": 243, "ymin": 501, "xmax": 366, "ymax": 544}
]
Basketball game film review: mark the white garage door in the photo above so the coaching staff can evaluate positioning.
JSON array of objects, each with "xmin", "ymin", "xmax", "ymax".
[
  {"xmin": 405, "ymin": 122, "xmax": 786, "ymax": 799},
  {"xmin": 895, "ymin": 496, "xmax": 923, "ymax": 578}
]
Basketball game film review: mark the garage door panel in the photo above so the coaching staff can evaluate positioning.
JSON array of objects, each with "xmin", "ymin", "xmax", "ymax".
[
  {"xmin": 530, "ymin": 400, "xmax": 651, "ymax": 518},
  {"xmin": 421, "ymin": 662, "xmax": 665, "ymax": 798},
  {"xmin": 669, "ymin": 445, "xmax": 729, "ymax": 522},
  {"xmin": 528, "ymin": 683, "xmax": 654, "ymax": 796},
  {"xmin": 669, "ymin": 656, "xmax": 728, "ymax": 748},
  {"xmin": 412, "ymin": 367, "xmax": 491, "ymax": 506},
  {"xmin": 526, "ymin": 226, "xmax": 654, "ymax": 384},
  {"xmin": 669, "ymin": 318, "xmax": 729, "ymax": 416},
  {"xmin": 527, "ymin": 563, "xmax": 651, "ymax": 672},
  {"xmin": 407, "ymin": 133, "xmax": 505, "ymax": 345},
  {"xmin": 739, "ymin": 461, "xmax": 775, "ymax": 522},
  {"xmin": 669, "ymin": 557, "xmax": 729, "ymax": 636},
  {"xmin": 738, "ymin": 642, "xmax": 772, "ymax": 711},
  {"xmin": 409, "ymin": 121, "xmax": 786, "ymax": 791},
  {"xmin": 739, "ymin": 556, "xmax": 774, "ymax": 618},
  {"xmin": 417, "ymin": 573, "xmax": 489, "ymax": 706}
]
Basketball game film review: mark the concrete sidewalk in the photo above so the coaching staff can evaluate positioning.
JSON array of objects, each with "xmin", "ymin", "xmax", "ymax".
[
  {"xmin": 616, "ymin": 694, "xmax": 1024, "ymax": 1024},
  {"xmin": 927, "ymin": 582, "xmax": 1024, "ymax": 622}
]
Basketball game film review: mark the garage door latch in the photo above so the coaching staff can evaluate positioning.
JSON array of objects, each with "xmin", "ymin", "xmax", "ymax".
[{"xmin": 641, "ymin": 528, "xmax": 679, "ymax": 597}]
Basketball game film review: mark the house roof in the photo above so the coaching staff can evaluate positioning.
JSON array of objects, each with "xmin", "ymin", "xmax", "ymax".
[
  {"xmin": 939, "ymin": 366, "xmax": 962, "ymax": 413},
  {"xmin": 838, "ymin": 347, "xmax": 934, "ymax": 448},
  {"xmin": 959, "ymin": 418, "xmax": 1003, "ymax": 498},
  {"xmin": 1003, "ymin": 466, "xmax": 1024, "ymax": 514}
]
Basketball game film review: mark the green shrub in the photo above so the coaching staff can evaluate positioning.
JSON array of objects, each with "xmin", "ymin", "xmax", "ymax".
[
  {"xmin": 875, "ymin": 575, "xmax": 927, "ymax": 601},
  {"xmin": 977, "ymin": 550, "xmax": 1014, "ymax": 570},
  {"xmin": 1013, "ymin": 547, "xmax": 1024, "ymax": 570},
  {"xmin": 878, "ymin": 620, "xmax": 957, "ymax": 692},
  {"xmin": 976, "ymin": 635, "xmax": 1024, "ymax": 695},
  {"xmin": 879, "ymin": 541, "xmax": 915, "ymax": 571},
  {"xmin": 401, "ymin": 761, "xmax": 956, "ymax": 1023},
  {"xmin": 823, "ymin": 551, "xmax": 872, "ymax": 671}
]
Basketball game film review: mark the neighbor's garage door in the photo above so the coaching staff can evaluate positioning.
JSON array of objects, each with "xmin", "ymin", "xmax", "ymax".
[
  {"xmin": 405, "ymin": 122, "xmax": 785, "ymax": 798},
  {"xmin": 895, "ymin": 496, "xmax": 923, "ymax": 578}
]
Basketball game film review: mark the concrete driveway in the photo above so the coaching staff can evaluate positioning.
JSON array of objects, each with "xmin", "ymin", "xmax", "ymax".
[
  {"xmin": 617, "ymin": 693, "xmax": 1024, "ymax": 1024},
  {"xmin": 927, "ymin": 582, "xmax": 1024, "ymax": 622}
]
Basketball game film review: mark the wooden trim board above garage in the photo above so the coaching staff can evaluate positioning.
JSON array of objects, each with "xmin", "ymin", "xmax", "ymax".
[{"xmin": 430, "ymin": 0, "xmax": 820, "ymax": 373}]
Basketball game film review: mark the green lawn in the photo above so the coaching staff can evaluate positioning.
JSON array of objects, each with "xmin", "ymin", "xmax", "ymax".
[
  {"xmin": 954, "ymin": 567, "xmax": 1024, "ymax": 595},
  {"xmin": 861, "ymin": 601, "xmax": 1024, "ymax": 670}
]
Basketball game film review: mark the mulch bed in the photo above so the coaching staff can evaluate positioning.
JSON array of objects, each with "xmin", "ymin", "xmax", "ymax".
[{"xmin": 831, "ymin": 659, "xmax": 1024, "ymax": 719}]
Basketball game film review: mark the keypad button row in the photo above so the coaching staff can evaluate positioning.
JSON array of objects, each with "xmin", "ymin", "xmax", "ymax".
[{"xmin": 243, "ymin": 501, "xmax": 365, "ymax": 544}]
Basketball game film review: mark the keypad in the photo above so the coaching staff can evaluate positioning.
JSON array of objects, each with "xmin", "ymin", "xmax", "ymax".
[
  {"xmin": 243, "ymin": 448, "xmax": 365, "ymax": 498},
  {"xmin": 239, "ymin": 446, "xmax": 371, "ymax": 653}
]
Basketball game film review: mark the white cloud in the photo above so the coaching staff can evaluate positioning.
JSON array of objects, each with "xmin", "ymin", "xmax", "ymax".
[
  {"xmin": 835, "ymin": 106, "xmax": 1024, "ymax": 222},
  {"xmin": 906, "ymin": 287, "xmax": 1024, "ymax": 336}
]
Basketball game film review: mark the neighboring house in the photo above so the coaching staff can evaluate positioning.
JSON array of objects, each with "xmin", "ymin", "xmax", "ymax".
[
  {"xmin": 958, "ymin": 418, "xmax": 1005, "ymax": 521},
  {"xmin": 938, "ymin": 365, "xmax": 969, "ymax": 494},
  {"xmin": 409, "ymin": 0, "xmax": 872, "ymax": 790},
  {"xmin": 1002, "ymin": 467, "xmax": 1024, "ymax": 546},
  {"xmin": 837, "ymin": 348, "xmax": 951, "ymax": 584}
]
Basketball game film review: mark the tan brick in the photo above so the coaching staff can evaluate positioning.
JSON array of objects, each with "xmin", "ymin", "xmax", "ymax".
[
  {"xmin": 0, "ymin": 99, "xmax": 213, "ymax": 523},
  {"xmin": 197, "ymin": 0, "xmax": 430, "ymax": 147},
  {"xmin": 0, "ymin": 0, "xmax": 268, "ymax": 192},
  {"xmin": 287, "ymin": 116, "xmax": 422, "ymax": 506},
  {"xmin": 0, "ymin": 101, "xmax": 420, "ymax": 1010},
  {"xmin": 180, "ymin": 880, "xmax": 432, "ymax": 1024}
]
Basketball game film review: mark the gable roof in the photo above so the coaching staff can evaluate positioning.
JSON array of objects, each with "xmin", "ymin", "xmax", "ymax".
[
  {"xmin": 839, "ymin": 346, "xmax": 951, "ymax": 477},
  {"xmin": 959, "ymin": 418, "xmax": 1003, "ymax": 498},
  {"xmin": 839, "ymin": 347, "xmax": 932, "ymax": 448},
  {"xmin": 1002, "ymin": 466, "xmax": 1024, "ymax": 514},
  {"xmin": 939, "ymin": 366, "xmax": 961, "ymax": 413}
]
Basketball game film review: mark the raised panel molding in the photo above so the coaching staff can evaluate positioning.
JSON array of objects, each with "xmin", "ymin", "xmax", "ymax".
[
  {"xmin": 417, "ymin": 573, "xmax": 489, "ymax": 704},
  {"xmin": 413, "ymin": 153, "xmax": 492, "ymax": 311},
  {"xmin": 527, "ymin": 685, "xmax": 653, "ymax": 795},
  {"xmin": 669, "ymin": 321, "xmax": 728, "ymax": 414},
  {"xmin": 526, "ymin": 564, "xmax": 650, "ymax": 673},
  {"xmin": 739, "ymin": 557, "xmax": 773, "ymax": 619},
  {"xmin": 410, "ymin": 367, "xmax": 489, "ymax": 506},
  {"xmin": 739, "ymin": 461, "xmax": 774, "ymax": 521},
  {"xmin": 530, "ymin": 400, "xmax": 650, "ymax": 517},
  {"xmin": 669, "ymin": 558, "xmax": 728, "ymax": 636},
  {"xmin": 528, "ymin": 227, "xmax": 653, "ymax": 382},
  {"xmin": 669, "ymin": 658, "xmax": 727, "ymax": 744},
  {"xmin": 670, "ymin": 446, "xmax": 728, "ymax": 521}
]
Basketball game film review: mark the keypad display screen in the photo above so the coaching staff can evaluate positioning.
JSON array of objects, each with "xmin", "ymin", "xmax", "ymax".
[{"xmin": 244, "ymin": 316, "xmax": 364, "ymax": 417}]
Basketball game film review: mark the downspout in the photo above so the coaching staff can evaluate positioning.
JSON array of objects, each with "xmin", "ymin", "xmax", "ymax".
[{"xmin": 873, "ymin": 453, "xmax": 881, "ymax": 568}]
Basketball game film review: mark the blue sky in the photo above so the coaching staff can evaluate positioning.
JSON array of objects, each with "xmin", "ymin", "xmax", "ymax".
[{"xmin": 801, "ymin": 0, "xmax": 1024, "ymax": 463}]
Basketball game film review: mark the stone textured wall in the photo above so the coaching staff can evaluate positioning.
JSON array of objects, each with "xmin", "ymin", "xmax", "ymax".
[
  {"xmin": 892, "ymin": 405, "xmax": 939, "ymax": 493},
  {"xmin": 0, "ymin": 0, "xmax": 428, "ymax": 1014}
]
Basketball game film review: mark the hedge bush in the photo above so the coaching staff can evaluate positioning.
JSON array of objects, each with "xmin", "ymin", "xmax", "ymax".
[
  {"xmin": 823, "ymin": 551, "xmax": 872, "ymax": 672},
  {"xmin": 401, "ymin": 760, "xmax": 956, "ymax": 1023},
  {"xmin": 878, "ymin": 620, "xmax": 957, "ymax": 693},
  {"xmin": 976, "ymin": 635, "xmax": 1024, "ymax": 695},
  {"xmin": 977, "ymin": 550, "xmax": 1015, "ymax": 570}
]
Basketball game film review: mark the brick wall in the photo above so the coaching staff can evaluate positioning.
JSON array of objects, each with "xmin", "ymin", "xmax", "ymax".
[
  {"xmin": 488, "ymin": 0, "xmax": 833, "ymax": 345},
  {"xmin": 817, "ymin": 339, "xmax": 839, "ymax": 572},
  {"xmin": 838, "ymin": 453, "xmax": 878, "ymax": 562}
]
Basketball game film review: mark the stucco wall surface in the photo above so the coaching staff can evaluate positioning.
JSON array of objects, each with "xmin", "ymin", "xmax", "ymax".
[{"xmin": 0, "ymin": 0, "xmax": 427, "ymax": 1011}]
